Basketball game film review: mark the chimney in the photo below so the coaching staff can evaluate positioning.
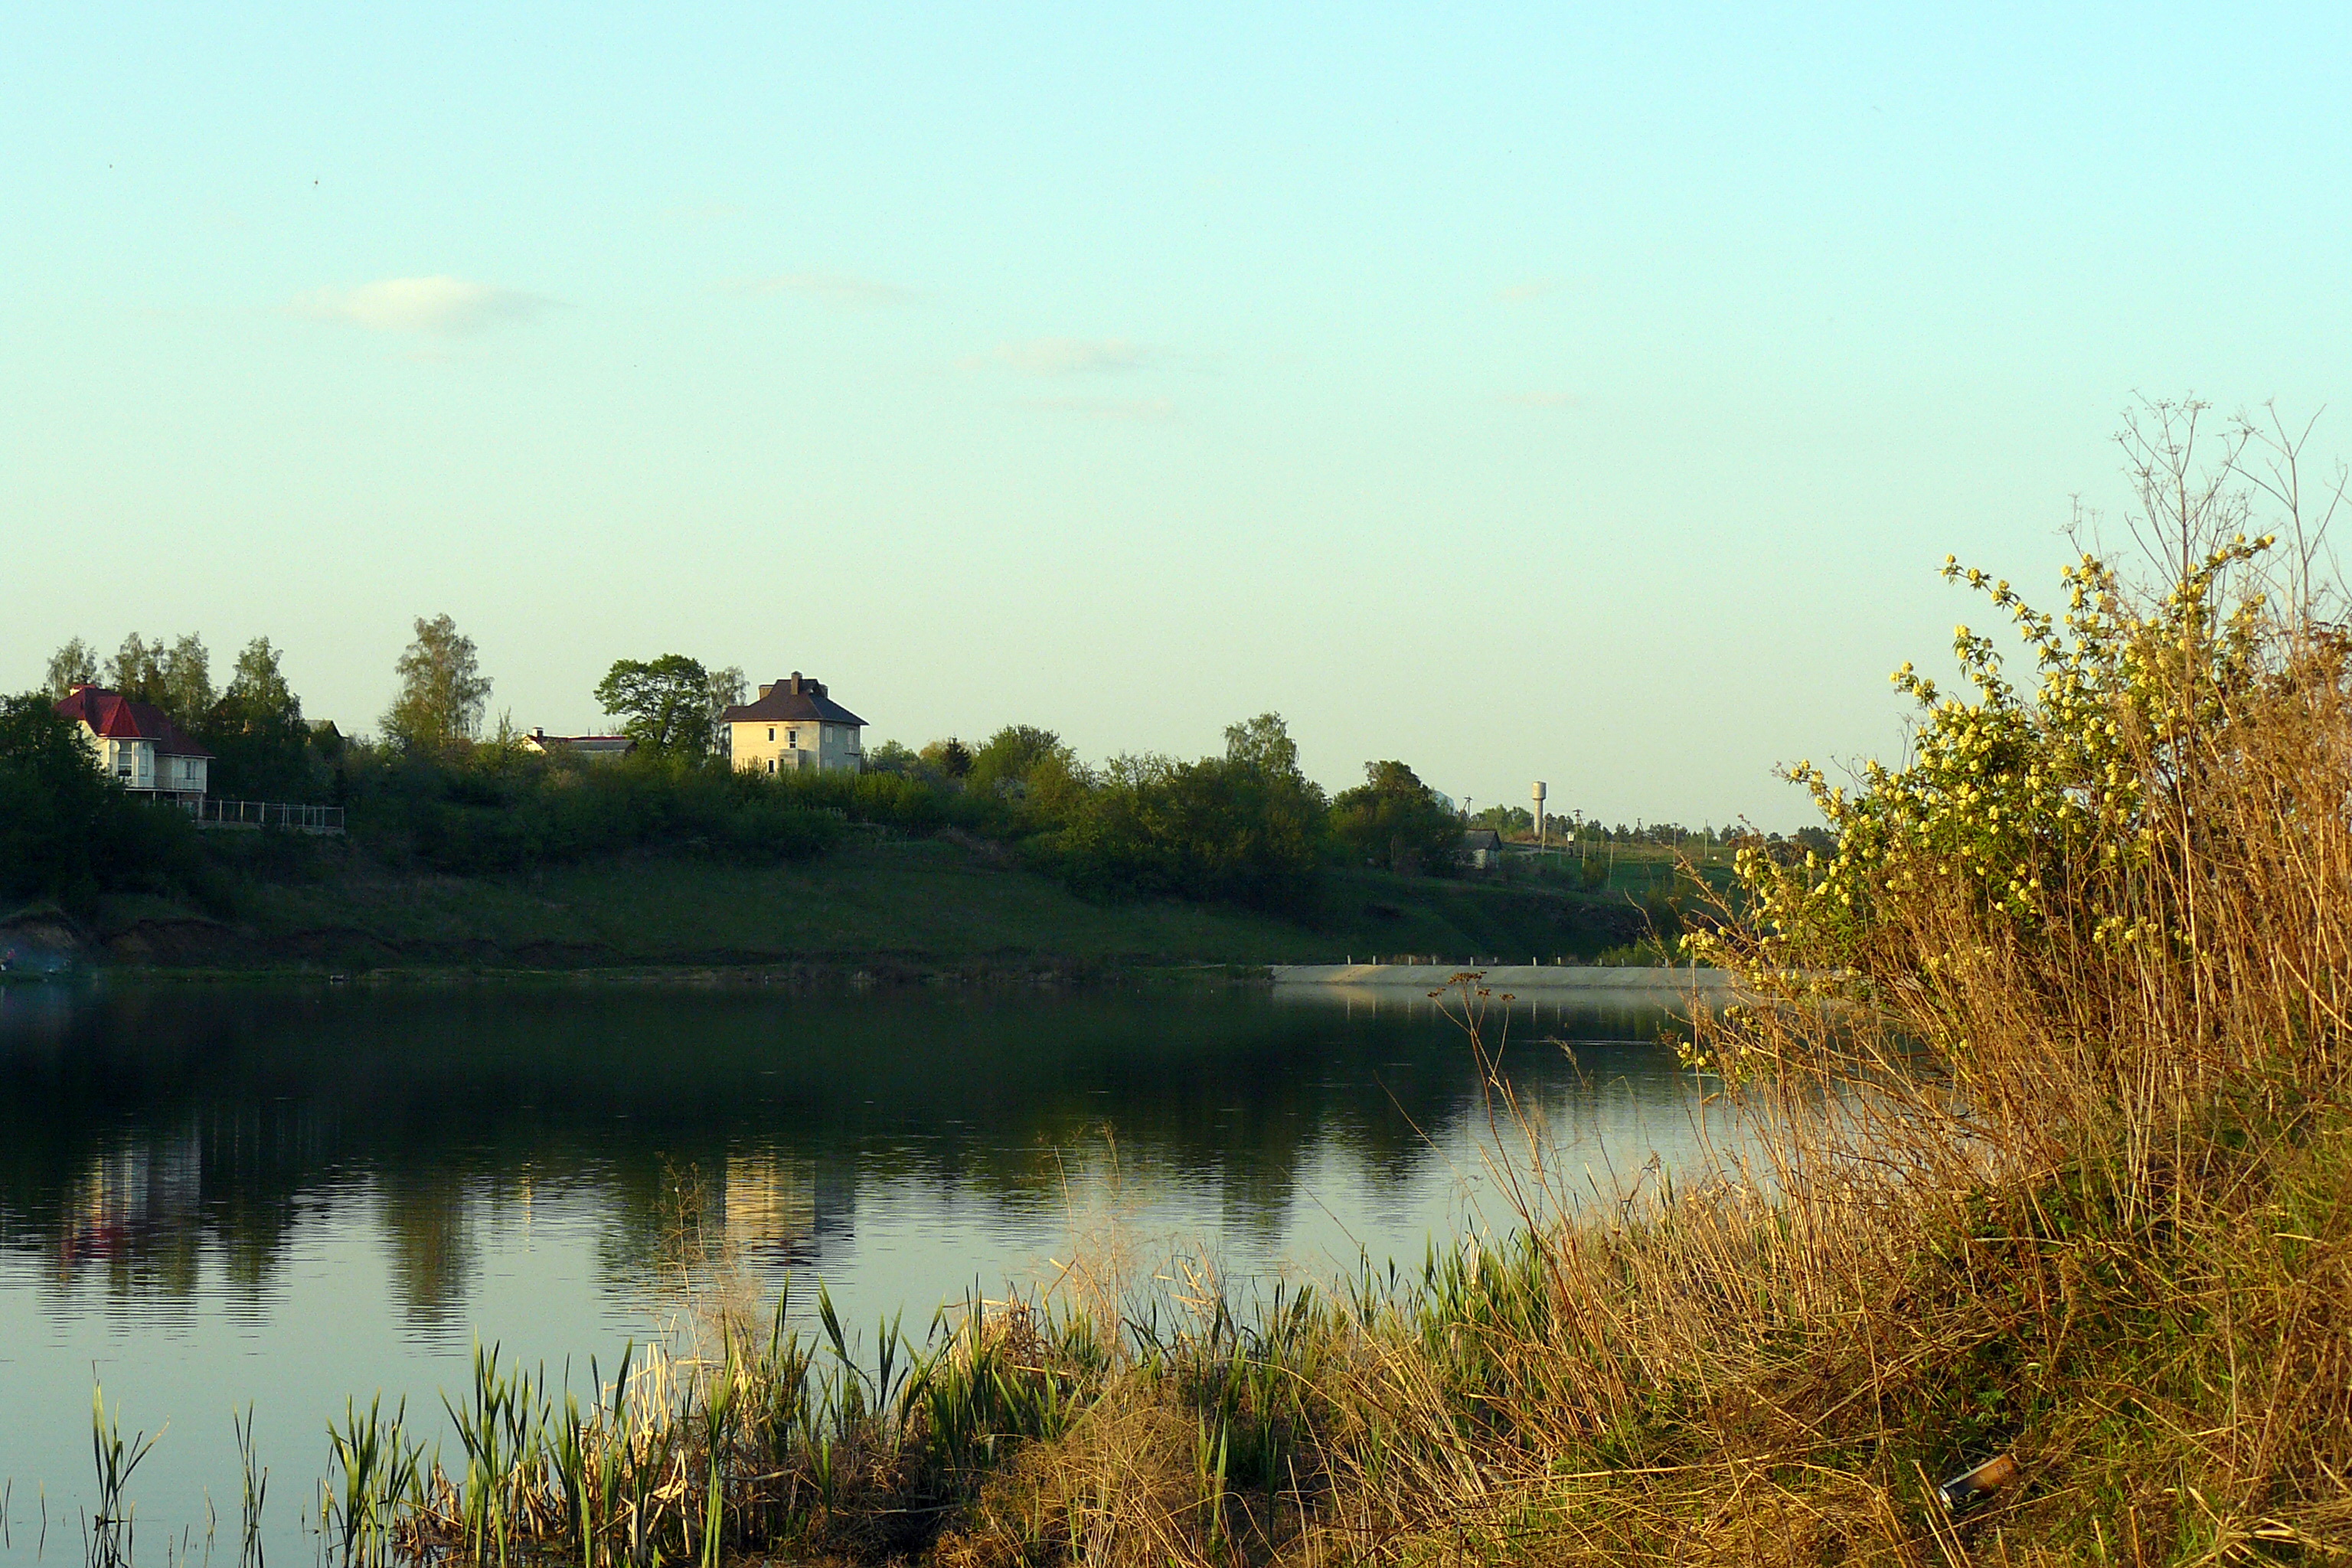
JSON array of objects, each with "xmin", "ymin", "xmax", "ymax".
[
  {"xmin": 532, "ymin": 726, "xmax": 545, "ymax": 740},
  {"xmin": 790, "ymin": 671, "xmax": 805, "ymax": 694}
]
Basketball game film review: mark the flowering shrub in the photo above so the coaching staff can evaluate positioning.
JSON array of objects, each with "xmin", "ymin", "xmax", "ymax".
[{"xmin": 1709, "ymin": 533, "xmax": 2273, "ymax": 994}]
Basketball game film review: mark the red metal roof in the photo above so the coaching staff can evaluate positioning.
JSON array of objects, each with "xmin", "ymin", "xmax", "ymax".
[{"xmin": 54, "ymin": 686, "xmax": 215, "ymax": 759}]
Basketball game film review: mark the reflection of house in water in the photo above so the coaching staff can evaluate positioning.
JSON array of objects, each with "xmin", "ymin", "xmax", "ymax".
[
  {"xmin": 54, "ymin": 1132, "xmax": 206, "ymax": 1275},
  {"xmin": 714, "ymin": 1155, "xmax": 854, "ymax": 1268}
]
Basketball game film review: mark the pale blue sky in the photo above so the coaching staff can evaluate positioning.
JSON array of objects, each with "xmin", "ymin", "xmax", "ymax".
[{"xmin": 5, "ymin": 4, "xmax": 2347, "ymax": 825}]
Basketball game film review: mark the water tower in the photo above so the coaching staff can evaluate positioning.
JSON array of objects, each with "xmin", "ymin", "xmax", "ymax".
[{"xmin": 1532, "ymin": 781, "xmax": 1547, "ymax": 853}]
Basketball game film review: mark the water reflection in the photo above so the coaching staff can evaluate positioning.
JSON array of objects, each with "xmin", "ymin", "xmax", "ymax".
[
  {"xmin": 0, "ymin": 981, "xmax": 1700, "ymax": 1322},
  {"xmin": 0, "ymin": 980, "xmax": 1722, "ymax": 1560}
]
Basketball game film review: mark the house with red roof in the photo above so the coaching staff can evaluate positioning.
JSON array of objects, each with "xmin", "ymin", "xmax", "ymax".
[{"xmin": 54, "ymin": 685, "xmax": 213, "ymax": 802}]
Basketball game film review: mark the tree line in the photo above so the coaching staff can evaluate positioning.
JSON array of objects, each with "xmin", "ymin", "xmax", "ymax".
[{"xmin": 5, "ymin": 618, "xmax": 1656, "ymax": 913}]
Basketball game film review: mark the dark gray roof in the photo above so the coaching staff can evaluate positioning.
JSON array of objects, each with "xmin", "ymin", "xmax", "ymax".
[
  {"xmin": 722, "ymin": 673, "xmax": 867, "ymax": 727},
  {"xmin": 528, "ymin": 733, "xmax": 636, "ymax": 755}
]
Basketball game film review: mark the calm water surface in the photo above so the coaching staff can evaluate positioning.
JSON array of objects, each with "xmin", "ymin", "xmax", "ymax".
[{"xmin": 0, "ymin": 979, "xmax": 1714, "ymax": 1562}]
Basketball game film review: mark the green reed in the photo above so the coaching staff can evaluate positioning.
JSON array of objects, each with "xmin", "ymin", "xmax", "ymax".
[
  {"xmin": 88, "ymin": 1383, "xmax": 162, "ymax": 1568},
  {"xmin": 232, "ymin": 1403, "xmax": 266, "ymax": 1568},
  {"xmin": 323, "ymin": 1395, "xmax": 424, "ymax": 1566}
]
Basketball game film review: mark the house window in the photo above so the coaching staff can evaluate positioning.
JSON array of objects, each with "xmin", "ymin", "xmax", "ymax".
[
  {"xmin": 767, "ymin": 727, "xmax": 775, "ymax": 741},
  {"xmin": 766, "ymin": 758, "xmax": 776, "ymax": 774},
  {"xmin": 788, "ymin": 729, "xmax": 798, "ymax": 746}
]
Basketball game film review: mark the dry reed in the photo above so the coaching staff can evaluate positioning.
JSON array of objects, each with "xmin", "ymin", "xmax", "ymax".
[{"xmin": 354, "ymin": 407, "xmax": 2350, "ymax": 1564}]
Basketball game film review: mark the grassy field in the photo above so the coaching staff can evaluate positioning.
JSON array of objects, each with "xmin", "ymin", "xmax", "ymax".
[{"xmin": 65, "ymin": 833, "xmax": 1669, "ymax": 972}]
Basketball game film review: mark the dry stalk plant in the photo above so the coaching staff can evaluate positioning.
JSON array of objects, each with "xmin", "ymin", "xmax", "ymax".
[{"xmin": 344, "ymin": 405, "xmax": 2350, "ymax": 1566}]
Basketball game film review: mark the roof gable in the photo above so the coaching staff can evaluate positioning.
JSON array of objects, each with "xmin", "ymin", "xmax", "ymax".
[
  {"xmin": 720, "ymin": 672, "xmax": 867, "ymax": 727},
  {"xmin": 54, "ymin": 686, "xmax": 215, "ymax": 759}
]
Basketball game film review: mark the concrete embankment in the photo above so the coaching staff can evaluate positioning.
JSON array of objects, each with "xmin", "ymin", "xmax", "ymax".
[{"xmin": 1269, "ymin": 962, "xmax": 1738, "ymax": 994}]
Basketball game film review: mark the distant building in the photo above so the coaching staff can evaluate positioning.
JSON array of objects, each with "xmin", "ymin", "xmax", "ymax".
[
  {"xmin": 54, "ymin": 685, "xmax": 213, "ymax": 802},
  {"xmin": 722, "ymin": 672, "xmax": 866, "ymax": 774},
  {"xmin": 1462, "ymin": 828, "xmax": 1504, "ymax": 870},
  {"xmin": 519, "ymin": 727, "xmax": 636, "ymax": 762}
]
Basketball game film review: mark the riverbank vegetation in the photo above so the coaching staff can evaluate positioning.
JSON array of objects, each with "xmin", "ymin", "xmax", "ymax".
[
  {"xmin": 267, "ymin": 403, "xmax": 2347, "ymax": 1563},
  {"xmin": 5, "ymin": 631, "xmax": 1730, "ymax": 965}
]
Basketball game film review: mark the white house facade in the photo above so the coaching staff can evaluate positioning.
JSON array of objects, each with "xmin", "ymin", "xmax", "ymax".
[
  {"xmin": 720, "ymin": 672, "xmax": 866, "ymax": 775},
  {"xmin": 54, "ymin": 685, "xmax": 213, "ymax": 802}
]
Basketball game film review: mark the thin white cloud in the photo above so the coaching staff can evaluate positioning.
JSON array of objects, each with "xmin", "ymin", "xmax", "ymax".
[
  {"xmin": 719, "ymin": 271, "xmax": 917, "ymax": 309},
  {"xmin": 1018, "ymin": 394, "xmax": 1175, "ymax": 421},
  {"xmin": 995, "ymin": 337, "xmax": 1146, "ymax": 376},
  {"xmin": 1499, "ymin": 390, "xmax": 1577, "ymax": 407},
  {"xmin": 290, "ymin": 276, "xmax": 548, "ymax": 335},
  {"xmin": 1495, "ymin": 276, "xmax": 1560, "ymax": 304}
]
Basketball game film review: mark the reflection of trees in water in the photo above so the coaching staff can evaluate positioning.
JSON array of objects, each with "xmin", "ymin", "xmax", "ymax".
[
  {"xmin": 0, "ymin": 986, "xmax": 1700, "ymax": 1311},
  {"xmin": 374, "ymin": 1168, "xmax": 479, "ymax": 1326}
]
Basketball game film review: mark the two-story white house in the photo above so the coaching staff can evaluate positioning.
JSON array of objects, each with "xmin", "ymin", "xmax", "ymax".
[
  {"xmin": 55, "ymin": 685, "xmax": 213, "ymax": 802},
  {"xmin": 722, "ymin": 672, "xmax": 866, "ymax": 774}
]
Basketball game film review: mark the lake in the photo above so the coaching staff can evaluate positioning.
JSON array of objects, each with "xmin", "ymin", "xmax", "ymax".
[{"xmin": 0, "ymin": 978, "xmax": 1716, "ymax": 1563}]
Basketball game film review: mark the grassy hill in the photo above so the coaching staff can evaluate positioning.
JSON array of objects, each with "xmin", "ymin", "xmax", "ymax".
[{"xmin": 50, "ymin": 833, "xmax": 1671, "ymax": 974}]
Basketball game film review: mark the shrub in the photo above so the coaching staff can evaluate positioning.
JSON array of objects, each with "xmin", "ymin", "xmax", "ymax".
[{"xmin": 0, "ymin": 692, "xmax": 206, "ymax": 904}]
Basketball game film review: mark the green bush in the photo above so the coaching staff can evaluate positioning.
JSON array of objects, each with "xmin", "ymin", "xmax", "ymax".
[
  {"xmin": 340, "ymin": 750, "xmax": 847, "ymax": 874},
  {"xmin": 0, "ymin": 692, "xmax": 207, "ymax": 905}
]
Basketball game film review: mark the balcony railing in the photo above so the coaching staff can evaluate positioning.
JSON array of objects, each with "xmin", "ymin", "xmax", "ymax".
[{"xmin": 181, "ymin": 799, "xmax": 346, "ymax": 835}]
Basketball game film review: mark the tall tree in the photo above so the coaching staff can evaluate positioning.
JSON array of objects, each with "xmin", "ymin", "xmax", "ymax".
[
  {"xmin": 44, "ymin": 638, "xmax": 97, "ymax": 699},
  {"xmin": 219, "ymin": 638, "xmax": 300, "ymax": 728},
  {"xmin": 107, "ymin": 633, "xmax": 160, "ymax": 702},
  {"xmin": 705, "ymin": 665, "xmax": 746, "ymax": 718},
  {"xmin": 103, "ymin": 632, "xmax": 212, "ymax": 729},
  {"xmin": 968, "ymin": 725, "xmax": 1072, "ymax": 792},
  {"xmin": 207, "ymin": 638, "xmax": 313, "ymax": 799},
  {"xmin": 158, "ymin": 634, "xmax": 214, "ymax": 727},
  {"xmin": 920, "ymin": 738, "xmax": 974, "ymax": 779},
  {"xmin": 595, "ymin": 655, "xmax": 717, "ymax": 755},
  {"xmin": 384, "ymin": 614, "xmax": 492, "ymax": 751},
  {"xmin": 1330, "ymin": 760, "xmax": 1462, "ymax": 875},
  {"xmin": 1223, "ymin": 712, "xmax": 1303, "ymax": 778}
]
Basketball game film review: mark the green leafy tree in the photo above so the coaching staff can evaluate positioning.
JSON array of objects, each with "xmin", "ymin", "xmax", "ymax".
[
  {"xmin": 103, "ymin": 632, "xmax": 213, "ymax": 729},
  {"xmin": 44, "ymin": 638, "xmax": 98, "ymax": 699},
  {"xmin": 1223, "ymin": 712, "xmax": 1302, "ymax": 777},
  {"xmin": 864, "ymin": 740, "xmax": 922, "ymax": 776},
  {"xmin": 920, "ymin": 737, "xmax": 973, "ymax": 779},
  {"xmin": 0, "ymin": 692, "xmax": 195, "ymax": 900},
  {"xmin": 1049, "ymin": 714, "xmax": 1327, "ymax": 909},
  {"xmin": 1472, "ymin": 804, "xmax": 1535, "ymax": 836},
  {"xmin": 384, "ymin": 614, "xmax": 492, "ymax": 752},
  {"xmin": 968, "ymin": 725, "xmax": 1076, "ymax": 796},
  {"xmin": 706, "ymin": 665, "xmax": 746, "ymax": 724},
  {"xmin": 1330, "ymin": 760, "xmax": 1462, "ymax": 874},
  {"xmin": 106, "ymin": 633, "xmax": 158, "ymax": 698},
  {"xmin": 158, "ymin": 634, "xmax": 214, "ymax": 729},
  {"xmin": 595, "ymin": 655, "xmax": 720, "ymax": 756},
  {"xmin": 206, "ymin": 638, "xmax": 313, "ymax": 799}
]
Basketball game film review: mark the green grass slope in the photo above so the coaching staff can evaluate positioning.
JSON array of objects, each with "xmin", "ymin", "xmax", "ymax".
[{"xmin": 71, "ymin": 835, "xmax": 1659, "ymax": 972}]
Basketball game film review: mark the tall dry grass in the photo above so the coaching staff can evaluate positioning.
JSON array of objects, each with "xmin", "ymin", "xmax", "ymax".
[{"xmin": 359, "ymin": 407, "xmax": 2350, "ymax": 1564}]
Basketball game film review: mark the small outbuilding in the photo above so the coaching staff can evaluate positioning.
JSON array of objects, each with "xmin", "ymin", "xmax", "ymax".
[
  {"xmin": 1462, "ymin": 828, "xmax": 1504, "ymax": 871},
  {"xmin": 519, "ymin": 728, "xmax": 636, "ymax": 762}
]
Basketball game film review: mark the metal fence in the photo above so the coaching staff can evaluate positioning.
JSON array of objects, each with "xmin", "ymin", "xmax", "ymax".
[{"xmin": 184, "ymin": 798, "xmax": 346, "ymax": 835}]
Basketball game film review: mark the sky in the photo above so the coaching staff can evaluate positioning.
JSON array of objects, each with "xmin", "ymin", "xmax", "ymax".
[{"xmin": 5, "ymin": 4, "xmax": 2350, "ymax": 828}]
